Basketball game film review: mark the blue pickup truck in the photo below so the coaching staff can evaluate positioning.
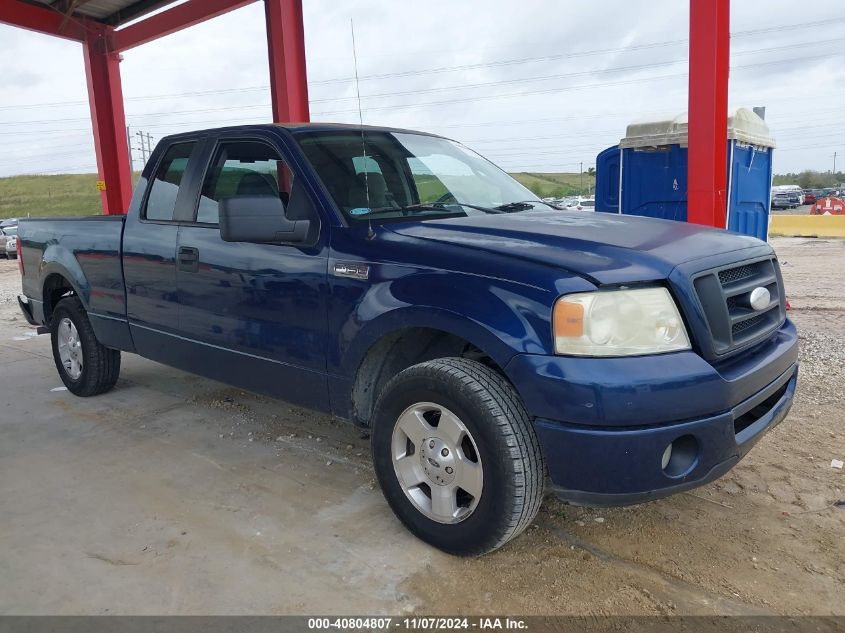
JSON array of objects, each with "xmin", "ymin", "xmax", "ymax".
[{"xmin": 17, "ymin": 123, "xmax": 798, "ymax": 555}]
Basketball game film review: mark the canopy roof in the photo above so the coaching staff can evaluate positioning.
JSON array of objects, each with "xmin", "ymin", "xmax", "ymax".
[{"xmin": 20, "ymin": 0, "xmax": 175, "ymax": 26}]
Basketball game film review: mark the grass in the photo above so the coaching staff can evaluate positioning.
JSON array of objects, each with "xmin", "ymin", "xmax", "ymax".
[
  {"xmin": 0, "ymin": 171, "xmax": 594, "ymax": 219},
  {"xmin": 510, "ymin": 172, "xmax": 595, "ymax": 198},
  {"xmin": 0, "ymin": 174, "xmax": 103, "ymax": 219},
  {"xmin": 0, "ymin": 173, "xmax": 143, "ymax": 219}
]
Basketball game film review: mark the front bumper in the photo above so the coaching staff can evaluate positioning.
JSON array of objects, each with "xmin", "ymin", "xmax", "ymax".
[{"xmin": 505, "ymin": 319, "xmax": 799, "ymax": 505}]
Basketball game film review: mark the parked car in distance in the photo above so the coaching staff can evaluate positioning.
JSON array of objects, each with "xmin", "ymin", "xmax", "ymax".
[
  {"xmin": 0, "ymin": 218, "xmax": 18, "ymax": 229},
  {"xmin": 1, "ymin": 227, "xmax": 16, "ymax": 259},
  {"xmin": 2, "ymin": 226, "xmax": 17, "ymax": 259},
  {"xmin": 802, "ymin": 190, "xmax": 817, "ymax": 205},
  {"xmin": 771, "ymin": 191, "xmax": 792, "ymax": 209},
  {"xmin": 771, "ymin": 186, "xmax": 803, "ymax": 208},
  {"xmin": 565, "ymin": 196, "xmax": 595, "ymax": 211},
  {"xmin": 772, "ymin": 185, "xmax": 803, "ymax": 208},
  {"xmin": 17, "ymin": 123, "xmax": 798, "ymax": 556}
]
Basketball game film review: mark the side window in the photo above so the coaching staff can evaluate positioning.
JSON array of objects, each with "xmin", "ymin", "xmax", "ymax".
[
  {"xmin": 144, "ymin": 142, "xmax": 194, "ymax": 221},
  {"xmin": 196, "ymin": 141, "xmax": 294, "ymax": 225}
]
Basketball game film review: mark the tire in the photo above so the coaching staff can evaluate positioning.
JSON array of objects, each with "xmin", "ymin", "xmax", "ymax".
[
  {"xmin": 50, "ymin": 296, "xmax": 121, "ymax": 397},
  {"xmin": 371, "ymin": 358, "xmax": 544, "ymax": 556}
]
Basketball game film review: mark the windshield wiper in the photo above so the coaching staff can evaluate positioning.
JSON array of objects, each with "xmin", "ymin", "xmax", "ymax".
[
  {"xmin": 404, "ymin": 201, "xmax": 506, "ymax": 214},
  {"xmin": 494, "ymin": 200, "xmax": 557, "ymax": 212},
  {"xmin": 350, "ymin": 204, "xmax": 459, "ymax": 218},
  {"xmin": 351, "ymin": 201, "xmax": 508, "ymax": 218}
]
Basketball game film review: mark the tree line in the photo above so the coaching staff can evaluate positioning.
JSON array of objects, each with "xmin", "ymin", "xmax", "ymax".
[{"xmin": 773, "ymin": 170, "xmax": 845, "ymax": 189}]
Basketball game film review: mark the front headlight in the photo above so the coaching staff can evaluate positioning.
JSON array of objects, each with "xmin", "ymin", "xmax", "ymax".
[{"xmin": 553, "ymin": 287, "xmax": 690, "ymax": 356}]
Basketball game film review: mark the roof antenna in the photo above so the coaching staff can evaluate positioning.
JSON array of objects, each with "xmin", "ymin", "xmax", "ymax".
[{"xmin": 351, "ymin": 18, "xmax": 374, "ymax": 240}]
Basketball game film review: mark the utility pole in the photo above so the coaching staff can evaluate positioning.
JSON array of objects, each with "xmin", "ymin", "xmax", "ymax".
[
  {"xmin": 126, "ymin": 125, "xmax": 133, "ymax": 171},
  {"xmin": 144, "ymin": 131, "xmax": 153, "ymax": 160},
  {"xmin": 579, "ymin": 161, "xmax": 583, "ymax": 195},
  {"xmin": 134, "ymin": 131, "xmax": 146, "ymax": 164},
  {"xmin": 834, "ymin": 152, "xmax": 838, "ymax": 176},
  {"xmin": 135, "ymin": 130, "xmax": 154, "ymax": 164}
]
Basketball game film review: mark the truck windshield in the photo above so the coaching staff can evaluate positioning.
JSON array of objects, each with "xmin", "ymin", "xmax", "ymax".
[{"xmin": 296, "ymin": 130, "xmax": 546, "ymax": 222}]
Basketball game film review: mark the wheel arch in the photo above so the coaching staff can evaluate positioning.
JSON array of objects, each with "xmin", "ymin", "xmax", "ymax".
[
  {"xmin": 39, "ymin": 244, "xmax": 91, "ymax": 324},
  {"xmin": 42, "ymin": 271, "xmax": 84, "ymax": 325},
  {"xmin": 347, "ymin": 310, "xmax": 516, "ymax": 426}
]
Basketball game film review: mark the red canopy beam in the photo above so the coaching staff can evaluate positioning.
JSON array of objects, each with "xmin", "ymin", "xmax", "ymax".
[
  {"xmin": 113, "ymin": 0, "xmax": 257, "ymax": 51},
  {"xmin": 83, "ymin": 22, "xmax": 133, "ymax": 215},
  {"xmin": 687, "ymin": 0, "xmax": 730, "ymax": 227},
  {"xmin": 265, "ymin": 0, "xmax": 309, "ymax": 123},
  {"xmin": 0, "ymin": 0, "xmax": 87, "ymax": 41}
]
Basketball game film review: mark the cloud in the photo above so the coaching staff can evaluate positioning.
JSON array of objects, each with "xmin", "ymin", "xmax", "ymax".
[{"xmin": 0, "ymin": 0, "xmax": 843, "ymax": 177}]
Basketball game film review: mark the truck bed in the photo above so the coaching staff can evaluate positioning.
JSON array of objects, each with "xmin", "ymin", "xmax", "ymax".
[{"xmin": 19, "ymin": 216, "xmax": 127, "ymax": 332}]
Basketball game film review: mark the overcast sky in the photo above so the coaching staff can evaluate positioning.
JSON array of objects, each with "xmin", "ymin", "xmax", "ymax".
[{"xmin": 1, "ymin": 0, "xmax": 843, "ymax": 178}]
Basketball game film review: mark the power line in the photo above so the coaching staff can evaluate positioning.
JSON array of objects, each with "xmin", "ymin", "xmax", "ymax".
[
  {"xmin": 4, "ymin": 98, "xmax": 845, "ymax": 153},
  {"xmin": 309, "ymin": 38, "xmax": 845, "ymax": 103},
  {"xmin": 3, "ymin": 47, "xmax": 840, "ymax": 129},
  {"xmin": 1, "ymin": 16, "xmax": 843, "ymax": 113},
  {"xmin": 300, "ymin": 31, "xmax": 845, "ymax": 88},
  {"xmin": 1, "ymin": 164, "xmax": 99, "ymax": 176},
  {"xmin": 312, "ymin": 52, "xmax": 845, "ymax": 118}
]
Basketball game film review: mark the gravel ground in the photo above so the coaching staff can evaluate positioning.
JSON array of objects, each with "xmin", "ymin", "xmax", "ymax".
[
  {"xmin": 772, "ymin": 204, "xmax": 816, "ymax": 216},
  {"xmin": 0, "ymin": 258, "xmax": 18, "ymax": 307},
  {"xmin": 0, "ymin": 237, "xmax": 842, "ymax": 616}
]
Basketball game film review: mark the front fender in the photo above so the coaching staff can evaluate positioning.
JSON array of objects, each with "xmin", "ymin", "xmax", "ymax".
[{"xmin": 333, "ymin": 268, "xmax": 569, "ymax": 378}]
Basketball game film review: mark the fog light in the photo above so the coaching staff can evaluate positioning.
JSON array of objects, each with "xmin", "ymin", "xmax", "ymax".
[
  {"xmin": 661, "ymin": 435, "xmax": 699, "ymax": 478},
  {"xmin": 661, "ymin": 443, "xmax": 673, "ymax": 470}
]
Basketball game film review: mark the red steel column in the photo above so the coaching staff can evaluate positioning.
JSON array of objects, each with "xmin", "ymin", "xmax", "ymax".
[
  {"xmin": 264, "ymin": 0, "xmax": 310, "ymax": 123},
  {"xmin": 687, "ymin": 0, "xmax": 730, "ymax": 227},
  {"xmin": 83, "ymin": 23, "xmax": 133, "ymax": 215}
]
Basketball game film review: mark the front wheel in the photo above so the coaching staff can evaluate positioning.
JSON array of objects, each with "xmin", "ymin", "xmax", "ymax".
[
  {"xmin": 371, "ymin": 358, "xmax": 545, "ymax": 556},
  {"xmin": 51, "ymin": 296, "xmax": 121, "ymax": 397}
]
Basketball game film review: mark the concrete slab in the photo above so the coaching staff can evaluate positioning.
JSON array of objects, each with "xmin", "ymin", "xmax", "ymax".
[{"xmin": 0, "ymin": 332, "xmax": 436, "ymax": 614}]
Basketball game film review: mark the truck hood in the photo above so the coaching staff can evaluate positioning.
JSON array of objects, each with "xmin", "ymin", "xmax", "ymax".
[{"xmin": 385, "ymin": 210, "xmax": 768, "ymax": 285}]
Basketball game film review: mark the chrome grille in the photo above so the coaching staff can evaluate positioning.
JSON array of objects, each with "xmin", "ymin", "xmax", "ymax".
[{"xmin": 693, "ymin": 257, "xmax": 785, "ymax": 356}]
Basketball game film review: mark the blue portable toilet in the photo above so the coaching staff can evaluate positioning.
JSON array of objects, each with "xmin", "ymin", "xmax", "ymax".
[{"xmin": 595, "ymin": 108, "xmax": 776, "ymax": 240}]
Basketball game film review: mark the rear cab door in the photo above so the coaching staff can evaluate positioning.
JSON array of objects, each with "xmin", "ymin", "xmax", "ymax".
[{"xmin": 123, "ymin": 136, "xmax": 207, "ymax": 361}]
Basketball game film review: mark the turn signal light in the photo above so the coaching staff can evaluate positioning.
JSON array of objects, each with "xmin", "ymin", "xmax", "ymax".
[{"xmin": 553, "ymin": 300, "xmax": 584, "ymax": 337}]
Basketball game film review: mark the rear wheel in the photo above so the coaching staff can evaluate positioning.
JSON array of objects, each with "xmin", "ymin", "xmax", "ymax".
[
  {"xmin": 51, "ymin": 296, "xmax": 120, "ymax": 397},
  {"xmin": 371, "ymin": 358, "xmax": 544, "ymax": 556}
]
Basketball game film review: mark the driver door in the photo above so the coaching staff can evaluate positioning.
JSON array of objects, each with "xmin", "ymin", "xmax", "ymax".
[{"xmin": 175, "ymin": 137, "xmax": 330, "ymax": 410}]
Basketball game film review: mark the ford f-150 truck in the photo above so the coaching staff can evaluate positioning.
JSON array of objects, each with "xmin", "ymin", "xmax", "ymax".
[{"xmin": 17, "ymin": 123, "xmax": 798, "ymax": 556}]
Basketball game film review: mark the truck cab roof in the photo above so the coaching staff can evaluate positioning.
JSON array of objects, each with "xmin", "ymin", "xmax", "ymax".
[{"xmin": 158, "ymin": 122, "xmax": 442, "ymax": 145}]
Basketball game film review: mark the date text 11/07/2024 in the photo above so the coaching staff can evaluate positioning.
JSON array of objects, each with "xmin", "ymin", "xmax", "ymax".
[{"xmin": 307, "ymin": 617, "xmax": 528, "ymax": 630}]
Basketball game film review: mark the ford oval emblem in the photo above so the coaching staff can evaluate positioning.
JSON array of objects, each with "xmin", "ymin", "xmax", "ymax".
[{"xmin": 749, "ymin": 287, "xmax": 771, "ymax": 311}]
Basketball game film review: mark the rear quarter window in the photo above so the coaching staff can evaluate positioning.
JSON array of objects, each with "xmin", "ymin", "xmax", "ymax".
[{"xmin": 144, "ymin": 142, "xmax": 195, "ymax": 221}]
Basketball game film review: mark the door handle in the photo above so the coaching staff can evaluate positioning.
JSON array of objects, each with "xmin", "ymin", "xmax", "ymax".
[{"xmin": 177, "ymin": 246, "xmax": 199, "ymax": 272}]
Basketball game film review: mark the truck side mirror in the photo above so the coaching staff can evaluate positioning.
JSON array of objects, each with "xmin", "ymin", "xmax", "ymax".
[{"xmin": 219, "ymin": 195, "xmax": 311, "ymax": 244}]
